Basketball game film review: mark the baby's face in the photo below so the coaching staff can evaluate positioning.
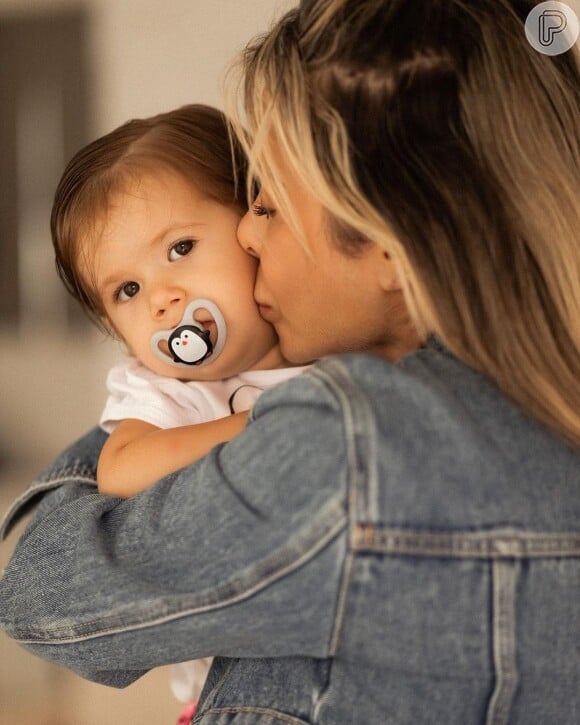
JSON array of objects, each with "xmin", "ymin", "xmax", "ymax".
[{"xmin": 88, "ymin": 170, "xmax": 283, "ymax": 380}]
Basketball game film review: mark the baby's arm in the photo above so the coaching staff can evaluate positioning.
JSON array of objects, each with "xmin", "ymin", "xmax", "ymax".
[{"xmin": 97, "ymin": 412, "xmax": 248, "ymax": 498}]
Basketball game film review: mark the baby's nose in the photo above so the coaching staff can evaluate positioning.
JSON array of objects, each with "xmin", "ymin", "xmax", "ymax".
[{"xmin": 150, "ymin": 287, "xmax": 185, "ymax": 320}]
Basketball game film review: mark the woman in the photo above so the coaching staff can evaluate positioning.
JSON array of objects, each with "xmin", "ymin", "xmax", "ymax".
[{"xmin": 1, "ymin": 1, "xmax": 579, "ymax": 723}]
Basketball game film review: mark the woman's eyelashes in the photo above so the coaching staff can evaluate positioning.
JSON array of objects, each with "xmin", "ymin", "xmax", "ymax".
[
  {"xmin": 168, "ymin": 238, "xmax": 196, "ymax": 260},
  {"xmin": 252, "ymin": 201, "xmax": 275, "ymax": 219}
]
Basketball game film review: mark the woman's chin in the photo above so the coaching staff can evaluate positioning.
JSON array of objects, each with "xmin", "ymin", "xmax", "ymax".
[{"xmin": 279, "ymin": 339, "xmax": 319, "ymax": 366}]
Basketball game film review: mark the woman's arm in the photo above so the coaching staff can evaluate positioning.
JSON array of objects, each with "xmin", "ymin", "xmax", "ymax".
[
  {"xmin": 0, "ymin": 368, "xmax": 347, "ymax": 687},
  {"xmin": 97, "ymin": 412, "xmax": 249, "ymax": 497}
]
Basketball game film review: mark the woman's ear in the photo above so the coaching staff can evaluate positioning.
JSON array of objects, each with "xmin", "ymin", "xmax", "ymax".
[{"xmin": 377, "ymin": 251, "xmax": 403, "ymax": 293}]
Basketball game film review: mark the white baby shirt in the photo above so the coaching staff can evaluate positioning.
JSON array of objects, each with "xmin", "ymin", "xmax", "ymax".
[{"xmin": 99, "ymin": 356, "xmax": 309, "ymax": 432}]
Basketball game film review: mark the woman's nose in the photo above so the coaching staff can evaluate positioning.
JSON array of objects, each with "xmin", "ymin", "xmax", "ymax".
[{"xmin": 237, "ymin": 209, "xmax": 261, "ymax": 258}]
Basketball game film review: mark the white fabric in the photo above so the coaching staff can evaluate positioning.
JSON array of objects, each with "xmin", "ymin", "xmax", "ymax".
[
  {"xmin": 100, "ymin": 356, "xmax": 308, "ymax": 433},
  {"xmin": 170, "ymin": 659, "xmax": 214, "ymax": 704}
]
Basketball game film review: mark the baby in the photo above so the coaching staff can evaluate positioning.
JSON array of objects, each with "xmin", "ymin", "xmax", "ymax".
[{"xmin": 50, "ymin": 104, "xmax": 308, "ymax": 720}]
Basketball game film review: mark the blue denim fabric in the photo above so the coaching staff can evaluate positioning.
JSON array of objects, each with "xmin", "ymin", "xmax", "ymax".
[{"xmin": 1, "ymin": 341, "xmax": 579, "ymax": 724}]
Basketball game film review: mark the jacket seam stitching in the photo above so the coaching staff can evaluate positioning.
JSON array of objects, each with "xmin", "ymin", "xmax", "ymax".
[
  {"xmin": 313, "ymin": 360, "xmax": 379, "ymax": 522},
  {"xmin": 197, "ymin": 707, "xmax": 310, "ymax": 724},
  {"xmin": 0, "ymin": 477, "xmax": 97, "ymax": 540},
  {"xmin": 485, "ymin": 559, "xmax": 518, "ymax": 725},
  {"xmin": 194, "ymin": 658, "xmax": 236, "ymax": 720},
  {"xmin": 353, "ymin": 524, "xmax": 580, "ymax": 557},
  {"xmin": 309, "ymin": 362, "xmax": 371, "ymax": 722},
  {"xmin": 12, "ymin": 503, "xmax": 347, "ymax": 644},
  {"xmin": 309, "ymin": 364, "xmax": 364, "ymax": 660}
]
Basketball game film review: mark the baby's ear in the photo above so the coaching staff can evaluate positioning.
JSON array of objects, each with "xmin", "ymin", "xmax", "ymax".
[{"xmin": 377, "ymin": 251, "xmax": 403, "ymax": 293}]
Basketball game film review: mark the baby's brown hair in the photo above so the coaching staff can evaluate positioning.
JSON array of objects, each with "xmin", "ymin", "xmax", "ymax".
[{"xmin": 52, "ymin": 104, "xmax": 247, "ymax": 331}]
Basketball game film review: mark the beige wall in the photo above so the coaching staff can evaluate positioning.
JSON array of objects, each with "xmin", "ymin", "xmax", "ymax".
[
  {"xmin": 0, "ymin": 0, "xmax": 294, "ymax": 133},
  {"xmin": 89, "ymin": 0, "xmax": 295, "ymax": 133}
]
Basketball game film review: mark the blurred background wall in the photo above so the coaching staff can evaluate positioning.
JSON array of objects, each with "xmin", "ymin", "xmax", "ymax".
[{"xmin": 0, "ymin": 1, "xmax": 293, "ymax": 722}]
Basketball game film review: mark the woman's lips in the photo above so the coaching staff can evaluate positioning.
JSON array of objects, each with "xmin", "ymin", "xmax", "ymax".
[{"xmin": 257, "ymin": 303, "xmax": 274, "ymax": 320}]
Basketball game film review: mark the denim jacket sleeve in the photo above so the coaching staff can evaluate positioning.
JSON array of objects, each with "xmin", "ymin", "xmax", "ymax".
[{"xmin": 0, "ymin": 369, "xmax": 348, "ymax": 687}]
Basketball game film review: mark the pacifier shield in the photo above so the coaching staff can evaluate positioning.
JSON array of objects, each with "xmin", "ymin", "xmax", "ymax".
[{"xmin": 150, "ymin": 299, "xmax": 227, "ymax": 369}]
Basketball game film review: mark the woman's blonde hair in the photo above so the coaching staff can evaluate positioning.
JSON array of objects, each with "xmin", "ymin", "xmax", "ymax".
[
  {"xmin": 228, "ymin": 0, "xmax": 580, "ymax": 447},
  {"xmin": 52, "ymin": 104, "xmax": 247, "ymax": 331}
]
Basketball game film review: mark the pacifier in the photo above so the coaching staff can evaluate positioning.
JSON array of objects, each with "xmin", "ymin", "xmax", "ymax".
[{"xmin": 150, "ymin": 299, "xmax": 227, "ymax": 369}]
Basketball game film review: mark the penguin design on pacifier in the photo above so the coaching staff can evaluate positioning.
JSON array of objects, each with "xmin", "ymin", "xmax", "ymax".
[
  {"xmin": 168, "ymin": 325, "xmax": 212, "ymax": 365},
  {"xmin": 150, "ymin": 299, "xmax": 227, "ymax": 370}
]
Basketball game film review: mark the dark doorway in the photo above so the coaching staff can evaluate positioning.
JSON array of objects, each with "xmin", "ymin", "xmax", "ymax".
[{"xmin": 0, "ymin": 9, "xmax": 90, "ymax": 330}]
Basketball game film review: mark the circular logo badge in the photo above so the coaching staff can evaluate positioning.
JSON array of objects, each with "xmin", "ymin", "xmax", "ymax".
[{"xmin": 525, "ymin": 2, "xmax": 579, "ymax": 55}]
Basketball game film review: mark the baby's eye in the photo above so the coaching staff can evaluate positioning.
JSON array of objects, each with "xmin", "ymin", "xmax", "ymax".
[
  {"xmin": 115, "ymin": 281, "xmax": 140, "ymax": 302},
  {"xmin": 169, "ymin": 239, "xmax": 196, "ymax": 260}
]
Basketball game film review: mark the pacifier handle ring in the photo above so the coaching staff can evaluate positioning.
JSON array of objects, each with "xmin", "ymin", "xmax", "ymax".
[{"xmin": 150, "ymin": 298, "xmax": 227, "ymax": 369}]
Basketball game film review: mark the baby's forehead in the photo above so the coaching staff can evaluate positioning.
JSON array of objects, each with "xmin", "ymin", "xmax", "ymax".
[
  {"xmin": 76, "ymin": 170, "xmax": 194, "ymax": 275},
  {"xmin": 74, "ymin": 191, "xmax": 128, "ymax": 290},
  {"xmin": 79, "ymin": 172, "xmax": 155, "ymax": 246},
  {"xmin": 75, "ymin": 167, "xmax": 137, "ymax": 240}
]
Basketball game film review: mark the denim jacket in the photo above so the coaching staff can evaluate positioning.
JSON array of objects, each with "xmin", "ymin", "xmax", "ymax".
[{"xmin": 1, "ymin": 342, "xmax": 579, "ymax": 724}]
